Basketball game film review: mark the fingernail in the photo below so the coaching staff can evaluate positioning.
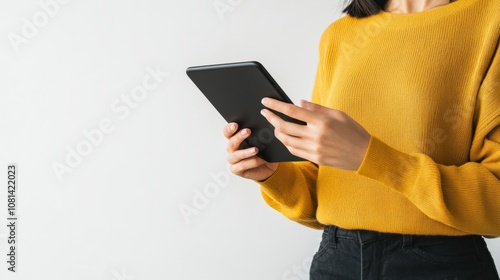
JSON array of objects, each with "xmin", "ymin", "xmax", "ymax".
[
  {"xmin": 262, "ymin": 98, "xmax": 269, "ymax": 106},
  {"xmin": 230, "ymin": 124, "xmax": 235, "ymax": 131},
  {"xmin": 249, "ymin": 147, "xmax": 257, "ymax": 155},
  {"xmin": 241, "ymin": 129, "xmax": 248, "ymax": 135},
  {"xmin": 260, "ymin": 109, "xmax": 267, "ymax": 116}
]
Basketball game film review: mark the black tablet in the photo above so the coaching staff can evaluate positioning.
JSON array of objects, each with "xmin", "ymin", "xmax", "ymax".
[{"xmin": 186, "ymin": 61, "xmax": 306, "ymax": 162}]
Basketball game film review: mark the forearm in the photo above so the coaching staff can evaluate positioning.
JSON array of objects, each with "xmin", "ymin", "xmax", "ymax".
[{"xmin": 357, "ymin": 135, "xmax": 500, "ymax": 236}]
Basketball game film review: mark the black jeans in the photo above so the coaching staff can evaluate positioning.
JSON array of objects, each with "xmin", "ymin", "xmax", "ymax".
[{"xmin": 310, "ymin": 225, "xmax": 499, "ymax": 280}]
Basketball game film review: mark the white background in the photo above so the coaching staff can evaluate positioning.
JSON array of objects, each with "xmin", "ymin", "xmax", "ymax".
[{"xmin": 0, "ymin": 0, "xmax": 498, "ymax": 279}]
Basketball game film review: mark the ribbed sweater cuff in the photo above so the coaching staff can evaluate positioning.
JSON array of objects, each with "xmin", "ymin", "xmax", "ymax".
[
  {"xmin": 256, "ymin": 162, "xmax": 295, "ymax": 200},
  {"xmin": 356, "ymin": 136, "xmax": 419, "ymax": 198}
]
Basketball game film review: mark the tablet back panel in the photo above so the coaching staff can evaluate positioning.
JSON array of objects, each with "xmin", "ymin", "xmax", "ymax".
[{"xmin": 186, "ymin": 61, "xmax": 306, "ymax": 162}]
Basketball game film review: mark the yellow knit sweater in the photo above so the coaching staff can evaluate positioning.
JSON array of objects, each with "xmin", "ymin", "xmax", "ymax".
[{"xmin": 258, "ymin": 0, "xmax": 500, "ymax": 237}]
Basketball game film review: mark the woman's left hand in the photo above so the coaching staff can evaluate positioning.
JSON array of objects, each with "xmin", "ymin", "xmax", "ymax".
[{"xmin": 260, "ymin": 98, "xmax": 371, "ymax": 170}]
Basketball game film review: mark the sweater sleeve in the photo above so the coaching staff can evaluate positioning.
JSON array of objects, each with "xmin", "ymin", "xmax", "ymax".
[
  {"xmin": 258, "ymin": 161, "xmax": 321, "ymax": 229},
  {"xmin": 255, "ymin": 41, "xmax": 327, "ymax": 229},
  {"xmin": 356, "ymin": 45, "xmax": 500, "ymax": 237}
]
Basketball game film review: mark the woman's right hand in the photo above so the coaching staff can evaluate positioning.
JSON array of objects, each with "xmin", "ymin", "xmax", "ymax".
[{"xmin": 224, "ymin": 122, "xmax": 279, "ymax": 182}]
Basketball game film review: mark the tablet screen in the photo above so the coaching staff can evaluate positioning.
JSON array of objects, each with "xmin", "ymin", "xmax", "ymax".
[{"xmin": 186, "ymin": 61, "xmax": 306, "ymax": 162}]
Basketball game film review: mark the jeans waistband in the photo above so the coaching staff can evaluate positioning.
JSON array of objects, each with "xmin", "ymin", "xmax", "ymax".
[{"xmin": 323, "ymin": 225, "xmax": 479, "ymax": 247}]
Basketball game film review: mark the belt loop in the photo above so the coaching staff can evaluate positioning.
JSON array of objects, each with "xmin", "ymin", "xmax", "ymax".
[
  {"xmin": 329, "ymin": 226, "xmax": 338, "ymax": 248},
  {"xmin": 402, "ymin": 234, "xmax": 413, "ymax": 249},
  {"xmin": 357, "ymin": 230, "xmax": 362, "ymax": 244}
]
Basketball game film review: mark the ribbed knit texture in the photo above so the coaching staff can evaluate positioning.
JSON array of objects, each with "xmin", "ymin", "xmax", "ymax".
[{"xmin": 258, "ymin": 0, "xmax": 500, "ymax": 236}]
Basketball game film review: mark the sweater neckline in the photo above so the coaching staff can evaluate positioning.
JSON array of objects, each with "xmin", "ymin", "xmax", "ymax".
[{"xmin": 375, "ymin": 0, "xmax": 479, "ymax": 27}]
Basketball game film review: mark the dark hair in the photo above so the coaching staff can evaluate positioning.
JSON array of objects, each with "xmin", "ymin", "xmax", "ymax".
[{"xmin": 343, "ymin": 0, "xmax": 389, "ymax": 18}]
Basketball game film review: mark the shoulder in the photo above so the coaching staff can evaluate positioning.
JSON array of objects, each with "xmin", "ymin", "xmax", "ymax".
[
  {"xmin": 318, "ymin": 15, "xmax": 354, "ymax": 51},
  {"xmin": 317, "ymin": 13, "xmax": 386, "ymax": 53},
  {"xmin": 319, "ymin": 14, "xmax": 354, "ymax": 42}
]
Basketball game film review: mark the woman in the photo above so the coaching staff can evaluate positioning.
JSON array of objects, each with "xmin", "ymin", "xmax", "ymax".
[{"xmin": 223, "ymin": 0, "xmax": 500, "ymax": 278}]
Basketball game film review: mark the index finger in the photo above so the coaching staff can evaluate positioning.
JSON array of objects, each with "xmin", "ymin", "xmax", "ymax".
[{"xmin": 261, "ymin": 98, "xmax": 315, "ymax": 123}]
